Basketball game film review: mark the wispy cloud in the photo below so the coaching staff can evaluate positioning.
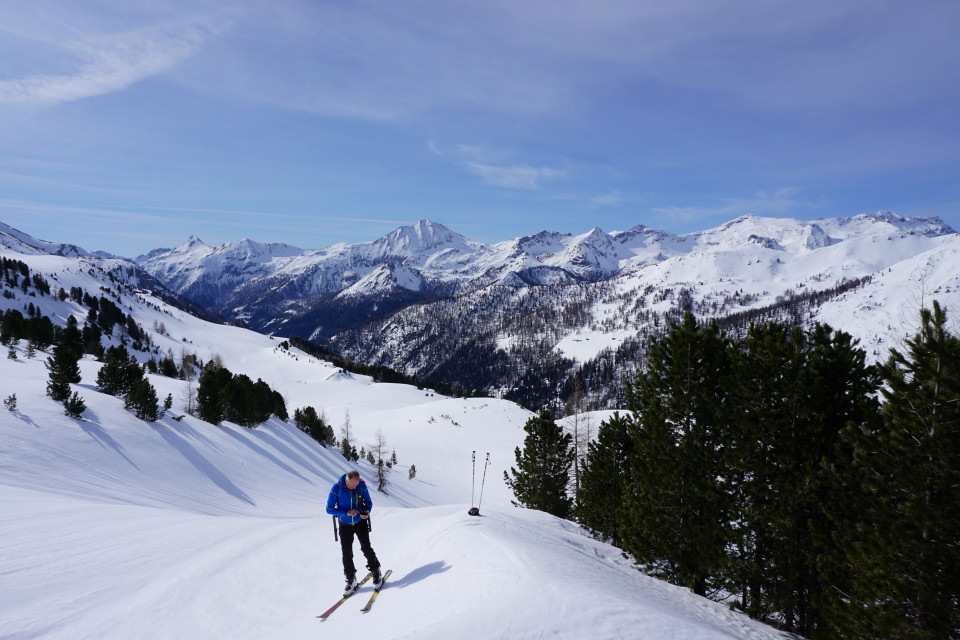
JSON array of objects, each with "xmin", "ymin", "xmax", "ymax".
[
  {"xmin": 464, "ymin": 162, "xmax": 566, "ymax": 190},
  {"xmin": 653, "ymin": 188, "xmax": 813, "ymax": 223},
  {"xmin": 0, "ymin": 23, "xmax": 214, "ymax": 108},
  {"xmin": 430, "ymin": 141, "xmax": 567, "ymax": 190}
]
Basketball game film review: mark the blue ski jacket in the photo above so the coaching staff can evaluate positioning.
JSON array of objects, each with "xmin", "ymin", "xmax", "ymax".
[{"xmin": 326, "ymin": 474, "xmax": 373, "ymax": 526}]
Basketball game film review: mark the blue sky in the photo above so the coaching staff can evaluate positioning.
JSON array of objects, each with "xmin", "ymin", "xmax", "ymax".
[{"xmin": 0, "ymin": 0, "xmax": 958, "ymax": 257}]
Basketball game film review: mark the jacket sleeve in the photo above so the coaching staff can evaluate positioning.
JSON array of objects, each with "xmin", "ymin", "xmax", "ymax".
[
  {"xmin": 326, "ymin": 484, "xmax": 345, "ymax": 517},
  {"xmin": 360, "ymin": 484, "xmax": 373, "ymax": 513}
]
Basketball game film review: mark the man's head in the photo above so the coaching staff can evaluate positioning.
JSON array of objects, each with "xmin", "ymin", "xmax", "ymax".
[{"xmin": 345, "ymin": 470, "xmax": 360, "ymax": 490}]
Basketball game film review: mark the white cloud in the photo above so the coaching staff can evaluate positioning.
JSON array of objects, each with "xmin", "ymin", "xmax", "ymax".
[
  {"xmin": 430, "ymin": 141, "xmax": 567, "ymax": 190},
  {"xmin": 653, "ymin": 188, "xmax": 811, "ymax": 223},
  {"xmin": 0, "ymin": 23, "xmax": 214, "ymax": 107},
  {"xmin": 464, "ymin": 162, "xmax": 566, "ymax": 190}
]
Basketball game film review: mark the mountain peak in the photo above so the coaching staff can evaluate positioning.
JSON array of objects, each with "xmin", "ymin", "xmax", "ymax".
[
  {"xmin": 375, "ymin": 219, "xmax": 466, "ymax": 255},
  {"xmin": 173, "ymin": 236, "xmax": 209, "ymax": 252}
]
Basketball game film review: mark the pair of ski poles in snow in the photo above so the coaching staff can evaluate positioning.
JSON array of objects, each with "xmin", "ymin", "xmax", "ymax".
[{"xmin": 469, "ymin": 451, "xmax": 490, "ymax": 516}]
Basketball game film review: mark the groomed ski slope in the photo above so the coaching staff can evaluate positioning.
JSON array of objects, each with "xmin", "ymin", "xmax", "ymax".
[{"xmin": 0, "ymin": 300, "xmax": 788, "ymax": 640}]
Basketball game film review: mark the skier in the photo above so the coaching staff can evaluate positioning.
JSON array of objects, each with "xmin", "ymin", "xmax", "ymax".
[{"xmin": 326, "ymin": 470, "xmax": 382, "ymax": 595}]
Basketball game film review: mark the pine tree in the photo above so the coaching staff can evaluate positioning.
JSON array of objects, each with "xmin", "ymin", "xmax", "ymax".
[
  {"xmin": 408, "ymin": 464, "xmax": 417, "ymax": 480},
  {"xmin": 124, "ymin": 378, "xmax": 159, "ymax": 421},
  {"xmin": 798, "ymin": 324, "xmax": 881, "ymax": 638},
  {"xmin": 197, "ymin": 364, "xmax": 231, "ymax": 425},
  {"xmin": 720, "ymin": 322, "xmax": 880, "ymax": 636},
  {"xmin": 223, "ymin": 374, "xmax": 253, "ymax": 426},
  {"xmin": 60, "ymin": 316, "xmax": 84, "ymax": 361},
  {"xmin": 726, "ymin": 322, "xmax": 810, "ymax": 622},
  {"xmin": 575, "ymin": 411, "xmax": 635, "ymax": 547},
  {"xmin": 504, "ymin": 410, "xmax": 574, "ymax": 518},
  {"xmin": 63, "ymin": 391, "xmax": 86, "ymax": 419},
  {"xmin": 295, "ymin": 406, "xmax": 336, "ymax": 445},
  {"xmin": 45, "ymin": 341, "xmax": 82, "ymax": 402},
  {"xmin": 622, "ymin": 312, "xmax": 731, "ymax": 597},
  {"xmin": 832, "ymin": 302, "xmax": 960, "ymax": 639},
  {"xmin": 4, "ymin": 393, "xmax": 16, "ymax": 411},
  {"xmin": 96, "ymin": 345, "xmax": 141, "ymax": 397}
]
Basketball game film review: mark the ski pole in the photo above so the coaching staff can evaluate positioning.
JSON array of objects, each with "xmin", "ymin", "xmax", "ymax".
[
  {"xmin": 477, "ymin": 453, "xmax": 490, "ymax": 510},
  {"xmin": 471, "ymin": 450, "xmax": 476, "ymax": 508},
  {"xmin": 333, "ymin": 515, "xmax": 338, "ymax": 542}
]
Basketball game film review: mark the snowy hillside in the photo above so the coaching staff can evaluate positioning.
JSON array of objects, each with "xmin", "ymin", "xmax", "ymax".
[{"xmin": 0, "ymin": 235, "xmax": 792, "ymax": 639}]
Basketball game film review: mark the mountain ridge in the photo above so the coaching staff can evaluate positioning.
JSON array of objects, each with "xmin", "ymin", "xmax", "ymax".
[{"xmin": 5, "ymin": 211, "xmax": 959, "ymax": 409}]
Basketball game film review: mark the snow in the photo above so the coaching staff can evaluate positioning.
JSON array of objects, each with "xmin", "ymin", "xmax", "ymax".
[
  {"xmin": 0, "ymin": 245, "xmax": 790, "ymax": 638},
  {"xmin": 556, "ymin": 329, "xmax": 634, "ymax": 363}
]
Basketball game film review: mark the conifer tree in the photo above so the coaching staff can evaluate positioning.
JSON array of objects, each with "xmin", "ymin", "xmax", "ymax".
[
  {"xmin": 575, "ymin": 411, "xmax": 635, "ymax": 546},
  {"xmin": 722, "ymin": 322, "xmax": 880, "ymax": 636},
  {"xmin": 223, "ymin": 374, "xmax": 252, "ymax": 425},
  {"xmin": 295, "ymin": 406, "xmax": 336, "ymax": 446},
  {"xmin": 59, "ymin": 316, "xmax": 84, "ymax": 361},
  {"xmin": 726, "ymin": 323, "xmax": 805, "ymax": 621},
  {"xmin": 832, "ymin": 302, "xmax": 960, "ymax": 639},
  {"xmin": 96, "ymin": 345, "xmax": 141, "ymax": 397},
  {"xmin": 124, "ymin": 377, "xmax": 160, "ymax": 421},
  {"xmin": 63, "ymin": 391, "xmax": 86, "ymax": 419},
  {"xmin": 798, "ymin": 324, "xmax": 880, "ymax": 638},
  {"xmin": 622, "ymin": 312, "xmax": 731, "ymax": 597},
  {"xmin": 197, "ymin": 364, "xmax": 232, "ymax": 425},
  {"xmin": 504, "ymin": 410, "xmax": 574, "ymax": 518},
  {"xmin": 45, "ymin": 341, "xmax": 82, "ymax": 402}
]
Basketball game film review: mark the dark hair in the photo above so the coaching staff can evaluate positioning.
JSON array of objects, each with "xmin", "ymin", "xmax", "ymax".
[{"xmin": 346, "ymin": 470, "xmax": 360, "ymax": 480}]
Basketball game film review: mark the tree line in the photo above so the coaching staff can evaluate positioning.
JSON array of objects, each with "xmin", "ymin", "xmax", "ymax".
[{"xmin": 506, "ymin": 305, "xmax": 959, "ymax": 639}]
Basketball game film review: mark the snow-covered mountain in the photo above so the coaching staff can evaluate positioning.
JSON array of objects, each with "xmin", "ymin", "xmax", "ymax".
[
  {"xmin": 137, "ymin": 212, "xmax": 957, "ymax": 332},
  {"xmin": 0, "ymin": 228, "xmax": 789, "ymax": 640},
  {"xmin": 134, "ymin": 219, "xmax": 645, "ymax": 333},
  {"xmin": 323, "ymin": 212, "xmax": 960, "ymax": 407},
  {"xmin": 1, "ymin": 220, "xmax": 94, "ymax": 258},
  {"xmin": 134, "ymin": 211, "xmax": 960, "ymax": 406}
]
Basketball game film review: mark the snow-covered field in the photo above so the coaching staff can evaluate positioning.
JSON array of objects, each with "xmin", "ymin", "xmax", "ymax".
[{"xmin": 0, "ymin": 287, "xmax": 789, "ymax": 639}]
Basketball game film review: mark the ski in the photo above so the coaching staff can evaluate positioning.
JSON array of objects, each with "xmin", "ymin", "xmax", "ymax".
[
  {"xmin": 317, "ymin": 573, "xmax": 372, "ymax": 619},
  {"xmin": 359, "ymin": 569, "xmax": 392, "ymax": 613}
]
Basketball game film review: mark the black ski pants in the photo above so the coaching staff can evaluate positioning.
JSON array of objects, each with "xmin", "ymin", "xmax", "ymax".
[{"xmin": 339, "ymin": 520, "xmax": 380, "ymax": 579}]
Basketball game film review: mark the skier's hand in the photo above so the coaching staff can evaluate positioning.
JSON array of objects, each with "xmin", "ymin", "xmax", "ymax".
[
  {"xmin": 359, "ymin": 512, "xmax": 369, "ymax": 519},
  {"xmin": 346, "ymin": 509, "xmax": 359, "ymax": 516}
]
